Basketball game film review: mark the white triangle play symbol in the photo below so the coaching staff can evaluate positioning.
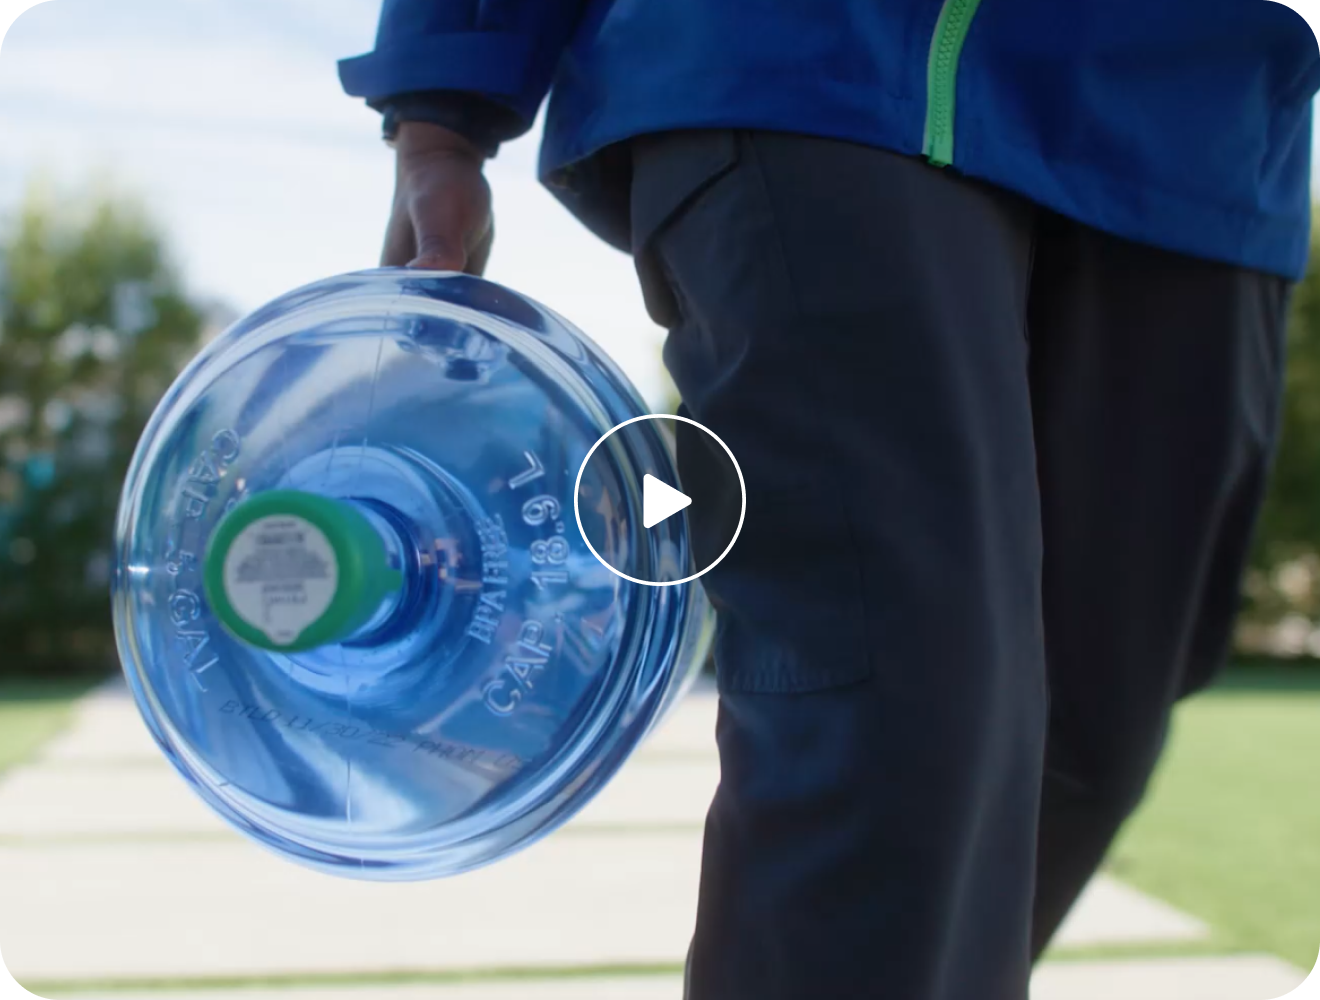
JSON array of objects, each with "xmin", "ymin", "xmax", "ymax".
[{"xmin": 643, "ymin": 474, "xmax": 692, "ymax": 529}]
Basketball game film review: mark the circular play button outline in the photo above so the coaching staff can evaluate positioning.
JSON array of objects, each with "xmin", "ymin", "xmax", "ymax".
[{"xmin": 573, "ymin": 414, "xmax": 746, "ymax": 588}]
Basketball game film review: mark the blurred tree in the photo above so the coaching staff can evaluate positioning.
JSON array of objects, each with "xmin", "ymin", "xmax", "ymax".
[
  {"xmin": 1241, "ymin": 227, "xmax": 1320, "ymax": 656},
  {"xmin": 0, "ymin": 180, "xmax": 204, "ymax": 677}
]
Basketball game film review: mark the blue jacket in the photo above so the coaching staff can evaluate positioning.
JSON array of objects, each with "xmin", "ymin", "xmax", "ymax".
[{"xmin": 341, "ymin": 1, "xmax": 1320, "ymax": 280}]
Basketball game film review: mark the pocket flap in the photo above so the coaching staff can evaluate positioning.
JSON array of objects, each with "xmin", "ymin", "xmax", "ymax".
[{"xmin": 630, "ymin": 129, "xmax": 740, "ymax": 256}]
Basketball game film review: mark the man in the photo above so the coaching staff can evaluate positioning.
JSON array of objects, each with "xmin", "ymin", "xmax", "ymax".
[{"xmin": 340, "ymin": 4, "xmax": 1317, "ymax": 998}]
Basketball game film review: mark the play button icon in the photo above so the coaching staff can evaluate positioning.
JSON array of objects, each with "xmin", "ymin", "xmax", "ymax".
[
  {"xmin": 574, "ymin": 414, "xmax": 746, "ymax": 587},
  {"xmin": 642, "ymin": 475, "xmax": 692, "ymax": 529}
]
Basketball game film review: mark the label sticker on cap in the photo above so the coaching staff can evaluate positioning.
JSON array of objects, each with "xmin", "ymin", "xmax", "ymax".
[{"xmin": 222, "ymin": 515, "xmax": 339, "ymax": 645}]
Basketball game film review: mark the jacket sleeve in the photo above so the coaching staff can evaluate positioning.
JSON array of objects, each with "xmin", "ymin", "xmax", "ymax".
[{"xmin": 338, "ymin": 0, "xmax": 586, "ymax": 137}]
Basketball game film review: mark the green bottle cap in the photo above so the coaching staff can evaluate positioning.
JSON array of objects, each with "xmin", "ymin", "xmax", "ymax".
[{"xmin": 203, "ymin": 491, "xmax": 405, "ymax": 653}]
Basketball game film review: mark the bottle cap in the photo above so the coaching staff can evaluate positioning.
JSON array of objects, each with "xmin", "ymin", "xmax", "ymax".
[{"xmin": 202, "ymin": 491, "xmax": 403, "ymax": 652}]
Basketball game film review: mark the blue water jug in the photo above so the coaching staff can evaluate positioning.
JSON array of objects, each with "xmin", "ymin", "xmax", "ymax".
[{"xmin": 112, "ymin": 269, "xmax": 714, "ymax": 879}]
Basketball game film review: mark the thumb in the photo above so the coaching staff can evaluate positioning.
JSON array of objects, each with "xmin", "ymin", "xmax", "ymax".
[
  {"xmin": 408, "ymin": 230, "xmax": 467, "ymax": 272},
  {"xmin": 404, "ymin": 189, "xmax": 472, "ymax": 271}
]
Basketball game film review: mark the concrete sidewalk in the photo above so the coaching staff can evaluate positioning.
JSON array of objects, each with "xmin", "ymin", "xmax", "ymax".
[
  {"xmin": 0, "ymin": 680, "xmax": 1308, "ymax": 999},
  {"xmin": 45, "ymin": 958, "xmax": 1315, "ymax": 1000}
]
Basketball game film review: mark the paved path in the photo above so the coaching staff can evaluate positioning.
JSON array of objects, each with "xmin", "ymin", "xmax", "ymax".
[
  {"xmin": 0, "ymin": 681, "xmax": 1308, "ymax": 999},
  {"xmin": 42, "ymin": 958, "xmax": 1316, "ymax": 1000}
]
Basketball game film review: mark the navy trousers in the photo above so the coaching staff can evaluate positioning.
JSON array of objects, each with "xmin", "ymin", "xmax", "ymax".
[{"xmin": 625, "ymin": 130, "xmax": 1291, "ymax": 1000}]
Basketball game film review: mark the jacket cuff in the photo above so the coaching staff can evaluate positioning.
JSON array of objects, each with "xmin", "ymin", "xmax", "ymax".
[
  {"xmin": 381, "ymin": 91, "xmax": 524, "ymax": 158},
  {"xmin": 338, "ymin": 32, "xmax": 541, "ymax": 125}
]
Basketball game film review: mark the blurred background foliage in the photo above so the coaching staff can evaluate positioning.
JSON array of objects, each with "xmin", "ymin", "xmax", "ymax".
[
  {"xmin": 1, "ymin": 179, "xmax": 1320, "ymax": 677},
  {"xmin": 0, "ymin": 179, "xmax": 206, "ymax": 677},
  {"xmin": 1241, "ymin": 228, "xmax": 1320, "ymax": 658}
]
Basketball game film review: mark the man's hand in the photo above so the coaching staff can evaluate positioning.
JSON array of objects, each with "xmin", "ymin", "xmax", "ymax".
[{"xmin": 382, "ymin": 122, "xmax": 494, "ymax": 275}]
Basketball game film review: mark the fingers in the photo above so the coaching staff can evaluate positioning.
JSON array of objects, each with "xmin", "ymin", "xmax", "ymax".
[
  {"xmin": 408, "ymin": 199, "xmax": 466, "ymax": 270},
  {"xmin": 380, "ymin": 194, "xmax": 469, "ymax": 272},
  {"xmin": 381, "ymin": 200, "xmax": 417, "ymax": 268},
  {"xmin": 406, "ymin": 182, "xmax": 489, "ymax": 272},
  {"xmin": 409, "ymin": 231, "xmax": 468, "ymax": 272},
  {"xmin": 382, "ymin": 140, "xmax": 493, "ymax": 275},
  {"xmin": 464, "ymin": 218, "xmax": 495, "ymax": 277}
]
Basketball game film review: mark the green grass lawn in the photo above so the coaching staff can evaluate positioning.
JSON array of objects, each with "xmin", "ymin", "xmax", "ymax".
[
  {"xmin": 0, "ymin": 677, "xmax": 100, "ymax": 775},
  {"xmin": 1107, "ymin": 665, "xmax": 1320, "ymax": 970}
]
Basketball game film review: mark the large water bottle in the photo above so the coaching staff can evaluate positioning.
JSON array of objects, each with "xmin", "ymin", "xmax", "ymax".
[{"xmin": 112, "ymin": 270, "xmax": 714, "ymax": 879}]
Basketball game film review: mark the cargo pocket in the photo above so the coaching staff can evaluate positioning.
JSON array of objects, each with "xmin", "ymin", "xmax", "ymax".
[
  {"xmin": 630, "ymin": 129, "xmax": 741, "ymax": 329},
  {"xmin": 710, "ymin": 485, "xmax": 874, "ymax": 695}
]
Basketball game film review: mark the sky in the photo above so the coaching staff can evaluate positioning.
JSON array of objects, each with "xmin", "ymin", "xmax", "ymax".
[
  {"xmin": 0, "ymin": 0, "xmax": 675, "ymax": 406},
  {"xmin": 4, "ymin": 1, "xmax": 1320, "ymax": 414}
]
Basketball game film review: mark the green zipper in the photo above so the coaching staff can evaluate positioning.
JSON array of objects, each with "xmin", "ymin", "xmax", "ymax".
[{"xmin": 923, "ymin": 0, "xmax": 984, "ymax": 167}]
